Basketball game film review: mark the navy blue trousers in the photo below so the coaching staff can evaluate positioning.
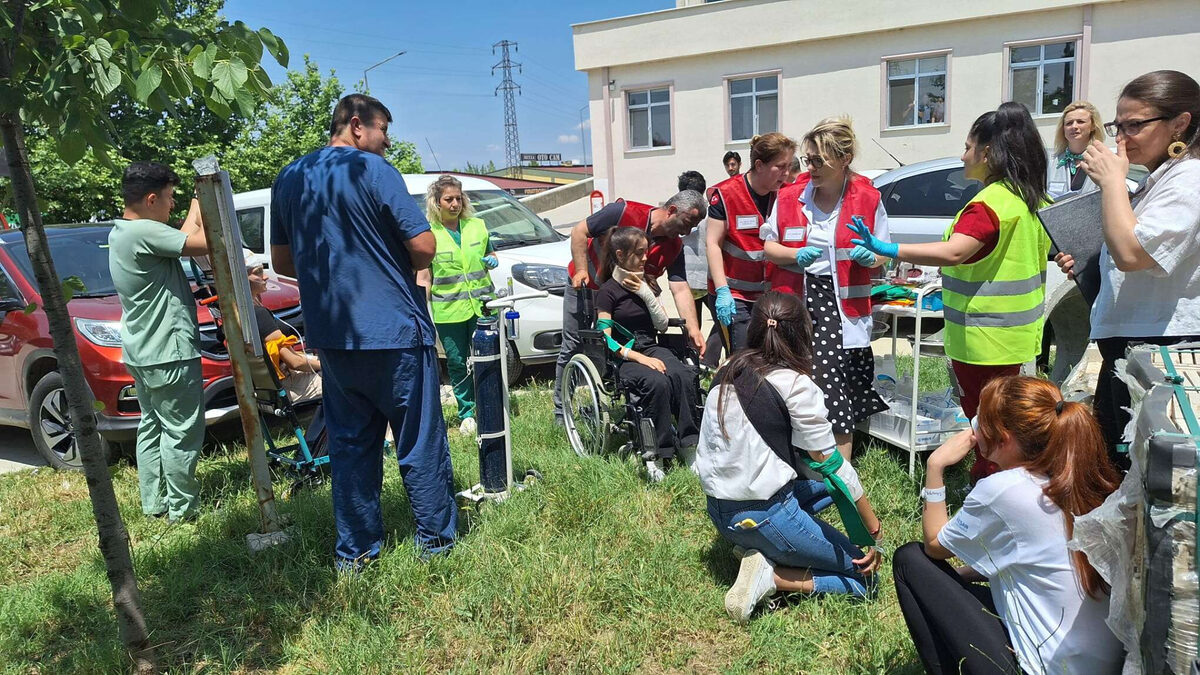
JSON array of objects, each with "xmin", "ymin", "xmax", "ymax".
[{"xmin": 321, "ymin": 346, "xmax": 458, "ymax": 562}]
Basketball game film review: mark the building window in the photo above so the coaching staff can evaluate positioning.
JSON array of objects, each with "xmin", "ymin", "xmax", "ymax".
[
  {"xmin": 886, "ymin": 54, "xmax": 946, "ymax": 128},
  {"xmin": 627, "ymin": 87, "xmax": 671, "ymax": 149},
  {"xmin": 1009, "ymin": 40, "xmax": 1076, "ymax": 116},
  {"xmin": 729, "ymin": 74, "xmax": 778, "ymax": 141}
]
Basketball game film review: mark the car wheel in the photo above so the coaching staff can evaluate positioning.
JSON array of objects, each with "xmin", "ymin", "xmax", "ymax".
[
  {"xmin": 28, "ymin": 371, "xmax": 108, "ymax": 471},
  {"xmin": 506, "ymin": 340, "xmax": 523, "ymax": 386}
]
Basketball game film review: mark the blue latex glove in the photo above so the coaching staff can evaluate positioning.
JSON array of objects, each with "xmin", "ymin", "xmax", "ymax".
[
  {"xmin": 848, "ymin": 246, "xmax": 876, "ymax": 267},
  {"xmin": 793, "ymin": 245, "xmax": 823, "ymax": 269},
  {"xmin": 848, "ymin": 215, "xmax": 898, "ymax": 259},
  {"xmin": 481, "ymin": 255, "xmax": 499, "ymax": 269},
  {"xmin": 714, "ymin": 285, "xmax": 735, "ymax": 326}
]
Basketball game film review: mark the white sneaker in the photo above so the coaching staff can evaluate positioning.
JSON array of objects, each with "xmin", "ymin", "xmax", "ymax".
[
  {"xmin": 458, "ymin": 417, "xmax": 477, "ymax": 437},
  {"xmin": 645, "ymin": 458, "xmax": 666, "ymax": 483},
  {"xmin": 725, "ymin": 550, "xmax": 776, "ymax": 623}
]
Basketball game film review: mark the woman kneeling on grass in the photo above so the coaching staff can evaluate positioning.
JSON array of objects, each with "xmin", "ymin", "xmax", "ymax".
[
  {"xmin": 691, "ymin": 291, "xmax": 883, "ymax": 622},
  {"xmin": 893, "ymin": 376, "xmax": 1124, "ymax": 674}
]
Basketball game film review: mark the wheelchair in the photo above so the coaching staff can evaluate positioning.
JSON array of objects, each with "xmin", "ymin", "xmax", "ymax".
[
  {"xmin": 559, "ymin": 287, "xmax": 707, "ymax": 459},
  {"xmin": 195, "ymin": 290, "xmax": 328, "ymax": 498}
]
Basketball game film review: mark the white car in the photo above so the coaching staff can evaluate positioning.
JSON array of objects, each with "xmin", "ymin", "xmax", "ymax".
[{"xmin": 232, "ymin": 174, "xmax": 571, "ymax": 380}]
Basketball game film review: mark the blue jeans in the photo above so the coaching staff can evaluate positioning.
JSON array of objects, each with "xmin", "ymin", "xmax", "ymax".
[
  {"xmin": 706, "ymin": 480, "xmax": 869, "ymax": 597},
  {"xmin": 321, "ymin": 346, "xmax": 458, "ymax": 563}
]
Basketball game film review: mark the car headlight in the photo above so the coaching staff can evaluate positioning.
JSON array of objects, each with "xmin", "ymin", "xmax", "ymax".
[
  {"xmin": 74, "ymin": 318, "xmax": 122, "ymax": 347},
  {"xmin": 511, "ymin": 263, "xmax": 568, "ymax": 292}
]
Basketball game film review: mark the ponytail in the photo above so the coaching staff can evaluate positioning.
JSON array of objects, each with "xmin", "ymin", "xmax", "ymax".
[
  {"xmin": 968, "ymin": 102, "xmax": 1049, "ymax": 213},
  {"xmin": 976, "ymin": 377, "xmax": 1121, "ymax": 598}
]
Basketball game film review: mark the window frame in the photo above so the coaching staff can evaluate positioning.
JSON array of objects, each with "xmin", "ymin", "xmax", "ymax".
[
  {"xmin": 236, "ymin": 206, "xmax": 266, "ymax": 254},
  {"xmin": 1002, "ymin": 35, "xmax": 1082, "ymax": 118},
  {"xmin": 724, "ymin": 69, "xmax": 781, "ymax": 143},
  {"xmin": 880, "ymin": 49, "xmax": 951, "ymax": 131},
  {"xmin": 623, "ymin": 83, "xmax": 674, "ymax": 152}
]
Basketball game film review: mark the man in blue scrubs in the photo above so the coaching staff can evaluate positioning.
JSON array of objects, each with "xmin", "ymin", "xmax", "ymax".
[{"xmin": 270, "ymin": 94, "xmax": 457, "ymax": 567}]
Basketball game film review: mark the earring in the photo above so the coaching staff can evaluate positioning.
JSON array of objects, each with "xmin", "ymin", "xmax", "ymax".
[{"xmin": 1168, "ymin": 138, "xmax": 1188, "ymax": 159}]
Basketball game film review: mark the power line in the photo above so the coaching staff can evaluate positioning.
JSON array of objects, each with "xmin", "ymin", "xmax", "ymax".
[{"xmin": 492, "ymin": 40, "xmax": 522, "ymax": 178}]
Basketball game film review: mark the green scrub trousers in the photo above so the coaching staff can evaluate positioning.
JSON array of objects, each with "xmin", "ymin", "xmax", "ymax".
[
  {"xmin": 127, "ymin": 357, "xmax": 205, "ymax": 520},
  {"xmin": 436, "ymin": 318, "xmax": 477, "ymax": 421}
]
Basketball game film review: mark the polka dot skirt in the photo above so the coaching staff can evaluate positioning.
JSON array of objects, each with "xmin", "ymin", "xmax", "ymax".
[{"xmin": 804, "ymin": 274, "xmax": 888, "ymax": 435}]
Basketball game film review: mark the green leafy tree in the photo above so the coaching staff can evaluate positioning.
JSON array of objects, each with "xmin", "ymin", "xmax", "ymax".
[
  {"xmin": 0, "ymin": 2, "xmax": 286, "ymax": 671},
  {"xmin": 461, "ymin": 159, "xmax": 498, "ymax": 174},
  {"xmin": 223, "ymin": 55, "xmax": 422, "ymax": 191}
]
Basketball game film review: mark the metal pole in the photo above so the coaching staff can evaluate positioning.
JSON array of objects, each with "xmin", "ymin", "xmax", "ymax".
[
  {"xmin": 193, "ymin": 168, "xmax": 283, "ymax": 536},
  {"xmin": 578, "ymin": 103, "xmax": 589, "ymax": 167},
  {"xmin": 363, "ymin": 50, "xmax": 406, "ymax": 92}
]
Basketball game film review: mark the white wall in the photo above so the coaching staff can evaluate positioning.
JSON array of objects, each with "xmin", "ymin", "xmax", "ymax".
[{"xmin": 583, "ymin": 0, "xmax": 1200, "ymax": 204}]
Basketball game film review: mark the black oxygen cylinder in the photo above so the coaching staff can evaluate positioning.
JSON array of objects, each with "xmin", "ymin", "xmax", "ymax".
[{"xmin": 471, "ymin": 315, "xmax": 507, "ymax": 492}]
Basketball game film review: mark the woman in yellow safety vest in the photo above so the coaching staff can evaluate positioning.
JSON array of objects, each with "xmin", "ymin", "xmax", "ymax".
[
  {"xmin": 850, "ymin": 102, "xmax": 1050, "ymax": 482},
  {"xmin": 416, "ymin": 175, "xmax": 497, "ymax": 436}
]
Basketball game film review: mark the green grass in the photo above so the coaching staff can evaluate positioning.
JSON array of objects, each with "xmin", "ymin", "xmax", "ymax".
[{"xmin": 0, "ymin": 384, "xmax": 972, "ymax": 674}]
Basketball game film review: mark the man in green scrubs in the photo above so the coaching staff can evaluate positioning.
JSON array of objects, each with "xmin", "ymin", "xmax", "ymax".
[{"xmin": 108, "ymin": 162, "xmax": 210, "ymax": 522}]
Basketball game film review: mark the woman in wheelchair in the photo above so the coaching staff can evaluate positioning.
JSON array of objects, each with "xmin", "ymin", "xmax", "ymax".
[
  {"xmin": 595, "ymin": 226, "xmax": 701, "ymax": 482},
  {"xmin": 691, "ymin": 291, "xmax": 883, "ymax": 622},
  {"xmin": 246, "ymin": 251, "xmax": 322, "ymax": 405}
]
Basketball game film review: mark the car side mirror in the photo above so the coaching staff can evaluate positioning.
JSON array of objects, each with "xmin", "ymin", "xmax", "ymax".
[{"xmin": 542, "ymin": 217, "xmax": 552, "ymax": 227}]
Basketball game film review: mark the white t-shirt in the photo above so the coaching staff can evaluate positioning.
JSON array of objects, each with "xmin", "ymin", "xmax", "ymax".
[
  {"xmin": 937, "ymin": 468, "xmax": 1124, "ymax": 675},
  {"xmin": 760, "ymin": 183, "xmax": 890, "ymax": 349},
  {"xmin": 1090, "ymin": 157, "xmax": 1200, "ymax": 339},
  {"xmin": 692, "ymin": 369, "xmax": 847, "ymax": 501}
]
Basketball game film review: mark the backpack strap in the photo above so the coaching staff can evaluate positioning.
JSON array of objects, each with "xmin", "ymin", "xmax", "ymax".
[{"xmin": 712, "ymin": 367, "xmax": 874, "ymax": 547}]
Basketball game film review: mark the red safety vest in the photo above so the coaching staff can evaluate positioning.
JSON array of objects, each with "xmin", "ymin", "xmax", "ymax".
[
  {"xmin": 770, "ymin": 173, "xmax": 879, "ymax": 319},
  {"xmin": 707, "ymin": 175, "xmax": 769, "ymax": 301},
  {"xmin": 566, "ymin": 200, "xmax": 682, "ymax": 291}
]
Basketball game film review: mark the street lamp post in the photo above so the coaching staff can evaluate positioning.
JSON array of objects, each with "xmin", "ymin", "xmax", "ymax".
[
  {"xmin": 578, "ymin": 103, "xmax": 589, "ymax": 167},
  {"xmin": 363, "ymin": 50, "xmax": 406, "ymax": 92}
]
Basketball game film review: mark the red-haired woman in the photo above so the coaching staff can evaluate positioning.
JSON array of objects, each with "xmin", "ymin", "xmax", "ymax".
[
  {"xmin": 893, "ymin": 376, "xmax": 1123, "ymax": 674},
  {"xmin": 707, "ymin": 132, "xmax": 796, "ymax": 353}
]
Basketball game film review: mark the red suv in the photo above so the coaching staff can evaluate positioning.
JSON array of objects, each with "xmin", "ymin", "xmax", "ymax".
[{"xmin": 0, "ymin": 223, "xmax": 304, "ymax": 470}]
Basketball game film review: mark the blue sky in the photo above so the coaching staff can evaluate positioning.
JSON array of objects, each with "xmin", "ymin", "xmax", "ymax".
[{"xmin": 221, "ymin": 0, "xmax": 664, "ymax": 172}]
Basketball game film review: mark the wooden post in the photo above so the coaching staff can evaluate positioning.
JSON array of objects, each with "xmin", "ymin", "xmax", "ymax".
[{"xmin": 193, "ymin": 162, "xmax": 284, "ymax": 538}]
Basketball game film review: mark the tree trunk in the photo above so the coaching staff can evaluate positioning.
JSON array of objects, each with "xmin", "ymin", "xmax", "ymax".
[{"xmin": 0, "ymin": 73, "xmax": 158, "ymax": 675}]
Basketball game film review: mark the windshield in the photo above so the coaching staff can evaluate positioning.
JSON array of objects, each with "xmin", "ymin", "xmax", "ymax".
[
  {"xmin": 5, "ymin": 227, "xmax": 196, "ymax": 298},
  {"xmin": 414, "ymin": 189, "xmax": 561, "ymax": 251}
]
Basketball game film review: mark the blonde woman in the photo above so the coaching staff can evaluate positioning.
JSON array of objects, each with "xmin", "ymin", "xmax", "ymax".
[
  {"xmin": 1049, "ymin": 101, "xmax": 1106, "ymax": 198},
  {"xmin": 761, "ymin": 118, "xmax": 890, "ymax": 461},
  {"xmin": 415, "ymin": 175, "xmax": 496, "ymax": 435}
]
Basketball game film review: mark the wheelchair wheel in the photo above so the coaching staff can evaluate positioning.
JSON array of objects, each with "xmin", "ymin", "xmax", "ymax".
[{"xmin": 560, "ymin": 353, "xmax": 609, "ymax": 457}]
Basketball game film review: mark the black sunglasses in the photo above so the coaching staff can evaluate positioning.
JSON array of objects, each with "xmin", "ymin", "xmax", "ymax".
[
  {"xmin": 799, "ymin": 155, "xmax": 826, "ymax": 169},
  {"xmin": 1103, "ymin": 116, "xmax": 1169, "ymax": 138}
]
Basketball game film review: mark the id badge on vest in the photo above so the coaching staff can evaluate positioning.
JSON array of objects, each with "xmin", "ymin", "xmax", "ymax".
[
  {"xmin": 735, "ymin": 215, "xmax": 758, "ymax": 231},
  {"xmin": 782, "ymin": 226, "xmax": 807, "ymax": 243}
]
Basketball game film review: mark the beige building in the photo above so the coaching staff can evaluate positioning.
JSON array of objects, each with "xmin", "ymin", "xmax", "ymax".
[{"xmin": 573, "ymin": 0, "xmax": 1200, "ymax": 203}]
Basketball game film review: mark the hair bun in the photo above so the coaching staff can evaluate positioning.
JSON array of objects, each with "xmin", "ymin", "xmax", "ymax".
[{"xmin": 750, "ymin": 134, "xmax": 761, "ymax": 144}]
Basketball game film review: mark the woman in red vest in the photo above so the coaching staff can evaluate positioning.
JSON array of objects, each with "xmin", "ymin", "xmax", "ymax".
[
  {"xmin": 706, "ymin": 132, "xmax": 796, "ymax": 354},
  {"xmin": 762, "ymin": 119, "xmax": 890, "ymax": 461}
]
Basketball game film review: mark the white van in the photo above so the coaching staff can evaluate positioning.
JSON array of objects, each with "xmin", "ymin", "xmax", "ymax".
[{"xmin": 232, "ymin": 174, "xmax": 571, "ymax": 379}]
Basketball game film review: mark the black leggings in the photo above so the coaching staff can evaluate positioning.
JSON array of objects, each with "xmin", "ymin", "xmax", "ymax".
[
  {"xmin": 617, "ymin": 343, "xmax": 699, "ymax": 459},
  {"xmin": 892, "ymin": 543, "xmax": 1019, "ymax": 675}
]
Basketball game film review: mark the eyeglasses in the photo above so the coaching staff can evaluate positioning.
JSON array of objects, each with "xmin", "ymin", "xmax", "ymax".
[
  {"xmin": 799, "ymin": 155, "xmax": 826, "ymax": 169},
  {"xmin": 1103, "ymin": 116, "xmax": 1169, "ymax": 138}
]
